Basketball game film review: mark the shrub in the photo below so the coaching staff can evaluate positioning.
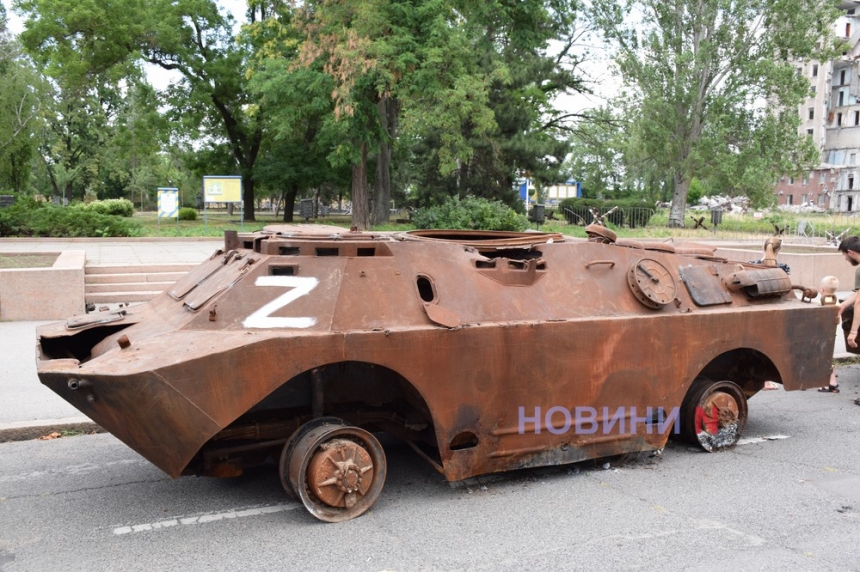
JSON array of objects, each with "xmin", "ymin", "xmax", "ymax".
[
  {"xmin": 178, "ymin": 207, "xmax": 197, "ymax": 221},
  {"xmin": 413, "ymin": 196, "xmax": 529, "ymax": 231},
  {"xmin": 688, "ymin": 178, "xmax": 704, "ymax": 205},
  {"xmin": 0, "ymin": 199, "xmax": 141, "ymax": 237},
  {"xmin": 81, "ymin": 198, "xmax": 135, "ymax": 217}
]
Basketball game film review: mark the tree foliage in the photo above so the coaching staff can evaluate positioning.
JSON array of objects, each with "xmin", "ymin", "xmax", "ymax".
[
  {"xmin": 407, "ymin": 0, "xmax": 590, "ymax": 210},
  {"xmin": 0, "ymin": 14, "xmax": 44, "ymax": 193},
  {"xmin": 1, "ymin": 0, "xmax": 840, "ymax": 230},
  {"xmin": 16, "ymin": 0, "xmax": 266, "ymax": 219},
  {"xmin": 592, "ymin": 0, "xmax": 840, "ymax": 225}
]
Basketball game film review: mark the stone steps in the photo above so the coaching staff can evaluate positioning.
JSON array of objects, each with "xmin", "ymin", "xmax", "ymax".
[{"xmin": 85, "ymin": 263, "xmax": 195, "ymax": 304}]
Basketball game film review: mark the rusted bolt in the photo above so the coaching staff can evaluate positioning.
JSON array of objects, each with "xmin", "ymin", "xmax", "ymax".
[
  {"xmin": 117, "ymin": 335, "xmax": 131, "ymax": 349},
  {"xmin": 359, "ymin": 270, "xmax": 367, "ymax": 277},
  {"xmin": 209, "ymin": 306, "xmax": 218, "ymax": 322},
  {"xmin": 68, "ymin": 378, "xmax": 91, "ymax": 391}
]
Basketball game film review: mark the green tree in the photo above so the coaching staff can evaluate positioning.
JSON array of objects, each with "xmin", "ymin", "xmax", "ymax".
[
  {"xmin": 0, "ymin": 13, "xmax": 44, "ymax": 193},
  {"xmin": 99, "ymin": 81, "xmax": 170, "ymax": 204},
  {"xmin": 16, "ymin": 0, "xmax": 268, "ymax": 220},
  {"xmin": 291, "ymin": 0, "xmax": 422, "ymax": 230},
  {"xmin": 243, "ymin": 7, "xmax": 350, "ymax": 222},
  {"xmin": 406, "ymin": 0, "xmax": 588, "ymax": 210},
  {"xmin": 564, "ymin": 107, "xmax": 628, "ymax": 199},
  {"xmin": 593, "ymin": 0, "xmax": 840, "ymax": 226},
  {"xmin": 293, "ymin": 0, "xmax": 569, "ymax": 228},
  {"xmin": 36, "ymin": 78, "xmax": 122, "ymax": 202}
]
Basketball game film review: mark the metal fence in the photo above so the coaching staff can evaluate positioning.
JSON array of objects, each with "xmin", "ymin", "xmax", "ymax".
[
  {"xmin": 558, "ymin": 206, "xmax": 860, "ymax": 244},
  {"xmin": 684, "ymin": 212, "xmax": 860, "ymax": 244},
  {"xmin": 560, "ymin": 206, "xmax": 655, "ymax": 229}
]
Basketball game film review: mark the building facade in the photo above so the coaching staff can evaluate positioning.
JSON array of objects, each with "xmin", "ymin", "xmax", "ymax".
[{"xmin": 776, "ymin": 1, "xmax": 860, "ymax": 211}]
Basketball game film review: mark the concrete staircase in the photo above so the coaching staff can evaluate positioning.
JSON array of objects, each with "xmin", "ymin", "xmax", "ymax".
[{"xmin": 85, "ymin": 263, "xmax": 195, "ymax": 305}]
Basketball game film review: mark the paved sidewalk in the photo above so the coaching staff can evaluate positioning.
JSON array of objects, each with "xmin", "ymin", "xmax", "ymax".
[
  {"xmin": 0, "ymin": 238, "xmax": 221, "ymax": 440},
  {"xmin": 0, "ymin": 237, "xmax": 221, "ymax": 265}
]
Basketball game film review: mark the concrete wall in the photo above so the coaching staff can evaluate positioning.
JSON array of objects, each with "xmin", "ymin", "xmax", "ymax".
[
  {"xmin": 715, "ymin": 247, "xmax": 854, "ymax": 291},
  {"xmin": 0, "ymin": 250, "xmax": 86, "ymax": 321}
]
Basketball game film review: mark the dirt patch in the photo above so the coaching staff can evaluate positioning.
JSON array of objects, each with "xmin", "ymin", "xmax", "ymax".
[{"xmin": 0, "ymin": 253, "xmax": 59, "ymax": 268}]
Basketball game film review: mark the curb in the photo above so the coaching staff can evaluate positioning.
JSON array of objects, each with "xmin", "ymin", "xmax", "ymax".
[{"xmin": 0, "ymin": 417, "xmax": 103, "ymax": 443}]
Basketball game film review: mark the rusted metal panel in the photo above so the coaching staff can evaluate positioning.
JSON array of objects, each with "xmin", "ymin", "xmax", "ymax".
[{"xmin": 35, "ymin": 226, "xmax": 837, "ymax": 517}]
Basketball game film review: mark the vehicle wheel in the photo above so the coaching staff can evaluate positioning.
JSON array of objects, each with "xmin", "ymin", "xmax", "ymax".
[
  {"xmin": 279, "ymin": 417, "xmax": 346, "ymax": 499},
  {"xmin": 287, "ymin": 423, "xmax": 387, "ymax": 522},
  {"xmin": 680, "ymin": 378, "xmax": 748, "ymax": 452}
]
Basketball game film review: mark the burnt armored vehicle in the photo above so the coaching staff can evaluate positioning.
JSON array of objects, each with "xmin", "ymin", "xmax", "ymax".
[{"xmin": 36, "ymin": 225, "xmax": 836, "ymax": 521}]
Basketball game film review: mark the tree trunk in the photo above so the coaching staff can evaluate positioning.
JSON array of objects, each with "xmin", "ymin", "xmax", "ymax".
[
  {"xmin": 243, "ymin": 171, "xmax": 256, "ymax": 222},
  {"xmin": 351, "ymin": 142, "xmax": 371, "ymax": 231},
  {"xmin": 372, "ymin": 140, "xmax": 391, "ymax": 225},
  {"xmin": 457, "ymin": 161, "xmax": 469, "ymax": 199},
  {"xmin": 274, "ymin": 190, "xmax": 283, "ymax": 218},
  {"xmin": 282, "ymin": 183, "xmax": 299, "ymax": 222},
  {"xmin": 668, "ymin": 172, "xmax": 690, "ymax": 228},
  {"xmin": 371, "ymin": 96, "xmax": 400, "ymax": 225}
]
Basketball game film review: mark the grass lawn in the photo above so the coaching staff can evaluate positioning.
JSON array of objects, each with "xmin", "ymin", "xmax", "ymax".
[
  {"xmin": 134, "ymin": 211, "xmax": 416, "ymax": 237},
  {"xmin": 121, "ymin": 208, "xmax": 860, "ymax": 242}
]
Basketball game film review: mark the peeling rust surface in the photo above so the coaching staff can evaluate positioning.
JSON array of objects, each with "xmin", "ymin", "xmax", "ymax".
[{"xmin": 36, "ymin": 227, "xmax": 837, "ymax": 491}]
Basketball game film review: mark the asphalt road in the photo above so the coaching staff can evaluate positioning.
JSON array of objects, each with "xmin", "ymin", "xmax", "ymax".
[{"xmin": 2, "ymin": 376, "xmax": 859, "ymax": 571}]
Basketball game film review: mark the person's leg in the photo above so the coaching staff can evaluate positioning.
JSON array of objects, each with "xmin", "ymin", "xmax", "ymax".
[{"xmin": 818, "ymin": 368, "xmax": 839, "ymax": 392}]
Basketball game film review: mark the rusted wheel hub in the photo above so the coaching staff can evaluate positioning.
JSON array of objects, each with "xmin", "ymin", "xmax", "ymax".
[
  {"xmin": 279, "ymin": 416, "xmax": 346, "ymax": 499},
  {"xmin": 680, "ymin": 379, "xmax": 748, "ymax": 452},
  {"xmin": 286, "ymin": 421, "xmax": 387, "ymax": 522},
  {"xmin": 307, "ymin": 438, "xmax": 374, "ymax": 509},
  {"xmin": 699, "ymin": 391, "xmax": 740, "ymax": 430}
]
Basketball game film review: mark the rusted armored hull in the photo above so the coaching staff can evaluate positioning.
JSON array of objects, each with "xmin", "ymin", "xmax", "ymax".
[{"xmin": 36, "ymin": 227, "xmax": 836, "ymax": 519}]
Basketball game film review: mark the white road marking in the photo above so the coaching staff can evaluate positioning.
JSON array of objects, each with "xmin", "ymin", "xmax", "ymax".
[
  {"xmin": 113, "ymin": 503, "xmax": 300, "ymax": 535},
  {"xmin": 736, "ymin": 435, "xmax": 790, "ymax": 446}
]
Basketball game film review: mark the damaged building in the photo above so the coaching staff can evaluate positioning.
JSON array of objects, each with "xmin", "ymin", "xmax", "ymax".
[{"xmin": 777, "ymin": 1, "xmax": 860, "ymax": 211}]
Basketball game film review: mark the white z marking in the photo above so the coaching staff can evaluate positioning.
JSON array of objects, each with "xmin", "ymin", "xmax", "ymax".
[{"xmin": 242, "ymin": 276, "xmax": 319, "ymax": 329}]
